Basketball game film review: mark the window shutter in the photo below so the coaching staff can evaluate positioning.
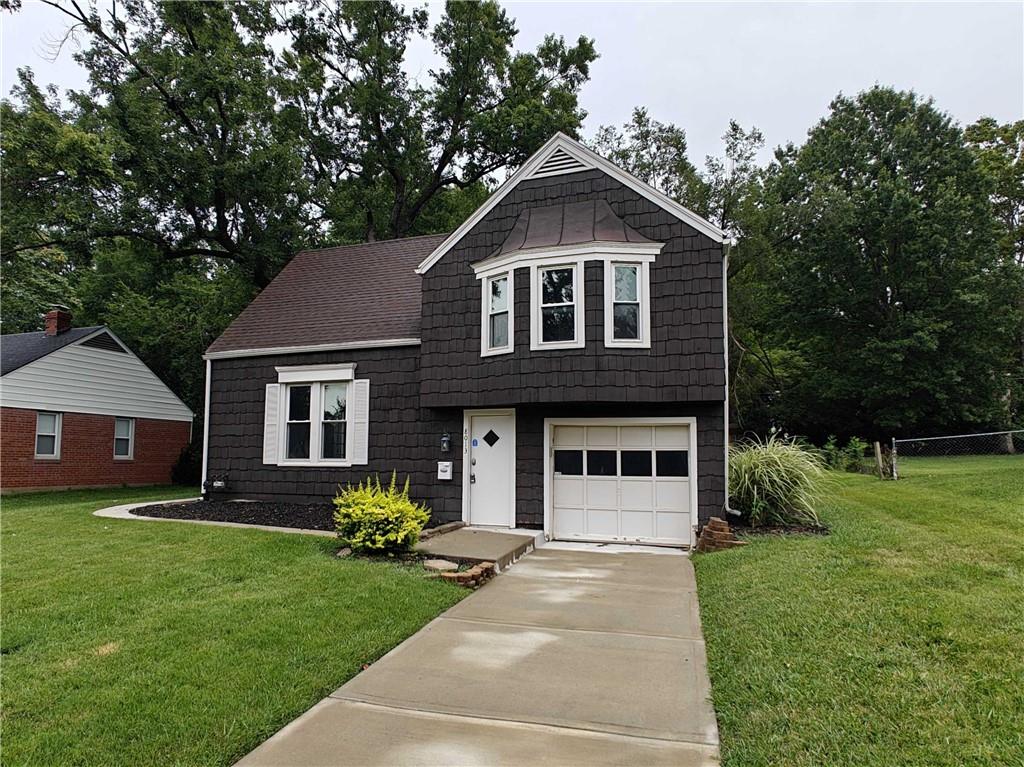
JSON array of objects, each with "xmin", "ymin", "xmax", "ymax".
[
  {"xmin": 351, "ymin": 379, "xmax": 370, "ymax": 465},
  {"xmin": 263, "ymin": 383, "xmax": 281, "ymax": 465}
]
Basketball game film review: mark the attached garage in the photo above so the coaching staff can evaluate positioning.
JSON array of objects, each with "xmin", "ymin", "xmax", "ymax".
[{"xmin": 544, "ymin": 418, "xmax": 698, "ymax": 547}]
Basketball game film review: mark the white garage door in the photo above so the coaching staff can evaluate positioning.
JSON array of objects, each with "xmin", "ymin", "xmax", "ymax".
[{"xmin": 551, "ymin": 423, "xmax": 694, "ymax": 546}]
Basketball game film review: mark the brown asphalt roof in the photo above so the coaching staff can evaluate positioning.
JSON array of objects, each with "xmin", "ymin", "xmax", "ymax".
[
  {"xmin": 206, "ymin": 233, "xmax": 448, "ymax": 355},
  {"xmin": 489, "ymin": 199, "xmax": 656, "ymax": 259}
]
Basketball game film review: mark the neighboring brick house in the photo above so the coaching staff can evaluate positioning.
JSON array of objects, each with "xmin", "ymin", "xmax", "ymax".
[
  {"xmin": 204, "ymin": 133, "xmax": 728, "ymax": 548},
  {"xmin": 1, "ymin": 309, "xmax": 194, "ymax": 492}
]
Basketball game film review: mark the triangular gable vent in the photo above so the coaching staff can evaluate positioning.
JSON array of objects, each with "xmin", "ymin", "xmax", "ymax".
[
  {"xmin": 527, "ymin": 146, "xmax": 591, "ymax": 179},
  {"xmin": 80, "ymin": 331, "xmax": 128, "ymax": 353}
]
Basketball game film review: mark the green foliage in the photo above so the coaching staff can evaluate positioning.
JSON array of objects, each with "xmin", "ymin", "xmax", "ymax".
[
  {"xmin": 822, "ymin": 435, "xmax": 870, "ymax": 473},
  {"xmin": 766, "ymin": 87, "xmax": 1012, "ymax": 439},
  {"xmin": 592, "ymin": 107, "xmax": 706, "ymax": 208},
  {"xmin": 333, "ymin": 473, "xmax": 430, "ymax": 553},
  {"xmin": 728, "ymin": 434, "xmax": 828, "ymax": 526}
]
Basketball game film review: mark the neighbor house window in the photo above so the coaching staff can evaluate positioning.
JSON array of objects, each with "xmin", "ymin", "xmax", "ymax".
[
  {"xmin": 113, "ymin": 417, "xmax": 134, "ymax": 459},
  {"xmin": 531, "ymin": 262, "xmax": 585, "ymax": 350},
  {"xmin": 35, "ymin": 411, "xmax": 61, "ymax": 459},
  {"xmin": 604, "ymin": 261, "xmax": 651, "ymax": 347},
  {"xmin": 481, "ymin": 271, "xmax": 513, "ymax": 355}
]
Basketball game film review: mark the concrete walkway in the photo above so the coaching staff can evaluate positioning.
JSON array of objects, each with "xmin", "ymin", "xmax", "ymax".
[{"xmin": 237, "ymin": 547, "xmax": 719, "ymax": 766}]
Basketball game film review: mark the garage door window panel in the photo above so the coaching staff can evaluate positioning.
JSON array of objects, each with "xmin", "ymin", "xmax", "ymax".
[
  {"xmin": 621, "ymin": 450, "xmax": 652, "ymax": 476},
  {"xmin": 656, "ymin": 450, "xmax": 689, "ymax": 477},
  {"xmin": 586, "ymin": 450, "xmax": 617, "ymax": 476},
  {"xmin": 554, "ymin": 449, "xmax": 583, "ymax": 475}
]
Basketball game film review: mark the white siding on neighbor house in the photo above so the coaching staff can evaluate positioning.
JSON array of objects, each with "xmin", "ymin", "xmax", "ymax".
[{"xmin": 0, "ymin": 339, "xmax": 193, "ymax": 422}]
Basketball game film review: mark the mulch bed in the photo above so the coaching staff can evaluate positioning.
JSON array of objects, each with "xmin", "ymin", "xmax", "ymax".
[
  {"xmin": 134, "ymin": 500, "xmax": 335, "ymax": 531},
  {"xmin": 733, "ymin": 522, "xmax": 830, "ymax": 537}
]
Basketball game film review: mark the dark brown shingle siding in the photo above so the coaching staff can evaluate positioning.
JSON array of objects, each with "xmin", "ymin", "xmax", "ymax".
[{"xmin": 419, "ymin": 169, "xmax": 725, "ymax": 407}]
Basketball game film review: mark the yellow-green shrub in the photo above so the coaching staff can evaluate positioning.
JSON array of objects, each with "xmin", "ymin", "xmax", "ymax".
[{"xmin": 333, "ymin": 473, "xmax": 430, "ymax": 553}]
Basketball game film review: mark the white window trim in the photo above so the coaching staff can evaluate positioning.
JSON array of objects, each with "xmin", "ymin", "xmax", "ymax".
[
  {"xmin": 480, "ymin": 270, "xmax": 514, "ymax": 357},
  {"xmin": 35, "ymin": 411, "xmax": 62, "ymax": 460},
  {"xmin": 113, "ymin": 417, "xmax": 135, "ymax": 460},
  {"xmin": 530, "ymin": 260, "xmax": 587, "ymax": 351},
  {"xmin": 275, "ymin": 365, "xmax": 356, "ymax": 467},
  {"xmin": 604, "ymin": 261, "xmax": 652, "ymax": 348}
]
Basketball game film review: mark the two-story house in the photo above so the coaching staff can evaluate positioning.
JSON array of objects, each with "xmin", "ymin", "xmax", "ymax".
[{"xmin": 202, "ymin": 133, "xmax": 727, "ymax": 548}]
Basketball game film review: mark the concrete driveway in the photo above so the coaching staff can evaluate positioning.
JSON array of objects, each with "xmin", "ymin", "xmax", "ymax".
[{"xmin": 237, "ymin": 547, "xmax": 719, "ymax": 766}]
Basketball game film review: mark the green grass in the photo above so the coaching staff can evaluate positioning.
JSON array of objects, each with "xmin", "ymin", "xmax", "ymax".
[
  {"xmin": 694, "ymin": 456, "xmax": 1024, "ymax": 766},
  {"xmin": 0, "ymin": 486, "xmax": 465, "ymax": 766}
]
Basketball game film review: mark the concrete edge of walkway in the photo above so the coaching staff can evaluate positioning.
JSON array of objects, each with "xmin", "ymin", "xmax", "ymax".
[{"xmin": 93, "ymin": 498, "xmax": 337, "ymax": 538}]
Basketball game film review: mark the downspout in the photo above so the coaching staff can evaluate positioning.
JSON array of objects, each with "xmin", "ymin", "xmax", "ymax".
[
  {"xmin": 723, "ymin": 239, "xmax": 739, "ymax": 517},
  {"xmin": 201, "ymin": 357, "xmax": 211, "ymax": 499}
]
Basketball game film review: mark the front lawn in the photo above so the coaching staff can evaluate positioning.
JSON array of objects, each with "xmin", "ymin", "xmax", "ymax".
[
  {"xmin": 695, "ymin": 456, "xmax": 1024, "ymax": 766},
  {"xmin": 1, "ymin": 486, "xmax": 465, "ymax": 766}
]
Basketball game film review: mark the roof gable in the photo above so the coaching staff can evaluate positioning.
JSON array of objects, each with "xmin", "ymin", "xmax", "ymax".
[
  {"xmin": 1, "ymin": 326, "xmax": 193, "ymax": 420},
  {"xmin": 1, "ymin": 326, "xmax": 102, "ymax": 376},
  {"xmin": 415, "ymin": 133, "xmax": 725, "ymax": 275}
]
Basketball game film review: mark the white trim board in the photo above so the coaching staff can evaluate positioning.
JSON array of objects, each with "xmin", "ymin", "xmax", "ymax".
[
  {"xmin": 542, "ymin": 416, "xmax": 699, "ymax": 548},
  {"xmin": 204, "ymin": 338, "xmax": 421, "ymax": 360},
  {"xmin": 416, "ymin": 132, "xmax": 726, "ymax": 275}
]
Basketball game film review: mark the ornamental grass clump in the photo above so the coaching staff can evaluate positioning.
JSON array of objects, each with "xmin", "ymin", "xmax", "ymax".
[
  {"xmin": 333, "ymin": 472, "xmax": 430, "ymax": 553},
  {"xmin": 729, "ymin": 434, "xmax": 828, "ymax": 526}
]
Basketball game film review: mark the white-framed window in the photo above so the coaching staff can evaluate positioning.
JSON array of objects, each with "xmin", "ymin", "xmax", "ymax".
[
  {"xmin": 263, "ymin": 364, "xmax": 369, "ymax": 467},
  {"xmin": 604, "ymin": 261, "xmax": 651, "ymax": 348},
  {"xmin": 530, "ymin": 261, "xmax": 585, "ymax": 350},
  {"xmin": 481, "ymin": 270, "xmax": 513, "ymax": 356},
  {"xmin": 113, "ymin": 417, "xmax": 135, "ymax": 459},
  {"xmin": 35, "ymin": 411, "xmax": 61, "ymax": 459}
]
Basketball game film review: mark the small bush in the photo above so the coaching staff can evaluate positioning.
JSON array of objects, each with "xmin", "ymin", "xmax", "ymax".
[
  {"xmin": 822, "ymin": 435, "xmax": 870, "ymax": 473},
  {"xmin": 729, "ymin": 434, "xmax": 828, "ymax": 526},
  {"xmin": 333, "ymin": 473, "xmax": 430, "ymax": 553}
]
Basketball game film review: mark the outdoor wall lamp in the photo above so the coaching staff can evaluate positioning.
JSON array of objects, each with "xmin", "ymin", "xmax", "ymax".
[{"xmin": 440, "ymin": 432, "xmax": 452, "ymax": 453}]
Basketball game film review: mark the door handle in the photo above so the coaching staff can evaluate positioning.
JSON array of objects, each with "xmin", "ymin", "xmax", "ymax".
[{"xmin": 470, "ymin": 474, "xmax": 476, "ymax": 483}]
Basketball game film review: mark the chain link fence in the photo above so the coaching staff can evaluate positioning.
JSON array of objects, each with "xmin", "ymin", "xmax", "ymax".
[{"xmin": 892, "ymin": 430, "xmax": 1024, "ymax": 479}]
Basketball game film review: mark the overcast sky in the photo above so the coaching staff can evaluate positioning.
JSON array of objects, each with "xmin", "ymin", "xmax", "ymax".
[{"xmin": 2, "ymin": 1, "xmax": 1021, "ymax": 164}]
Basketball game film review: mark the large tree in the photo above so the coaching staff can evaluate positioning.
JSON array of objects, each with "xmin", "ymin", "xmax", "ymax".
[
  {"xmin": 287, "ymin": 0, "xmax": 596, "ymax": 241},
  {"xmin": 2, "ymin": 0, "xmax": 596, "ymax": 283},
  {"xmin": 767, "ymin": 87, "xmax": 1012, "ymax": 439}
]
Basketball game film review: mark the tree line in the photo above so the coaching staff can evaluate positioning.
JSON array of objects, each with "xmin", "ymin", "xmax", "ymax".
[{"xmin": 2, "ymin": 0, "xmax": 1021, "ymax": 448}]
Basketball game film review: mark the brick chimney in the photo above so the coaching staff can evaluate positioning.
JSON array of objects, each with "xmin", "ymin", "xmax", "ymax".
[{"xmin": 44, "ymin": 306, "xmax": 73, "ymax": 336}]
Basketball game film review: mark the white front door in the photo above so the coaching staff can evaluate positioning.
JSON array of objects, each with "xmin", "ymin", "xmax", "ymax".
[{"xmin": 466, "ymin": 410, "xmax": 516, "ymax": 527}]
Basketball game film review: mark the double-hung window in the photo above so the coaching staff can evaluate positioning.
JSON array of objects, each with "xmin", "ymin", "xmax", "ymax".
[
  {"xmin": 285, "ymin": 384, "xmax": 313, "ymax": 460},
  {"xmin": 114, "ymin": 417, "xmax": 134, "ymax": 459},
  {"xmin": 482, "ymin": 271, "xmax": 512, "ymax": 355},
  {"xmin": 266, "ymin": 364, "xmax": 368, "ymax": 467},
  {"xmin": 531, "ymin": 262, "xmax": 585, "ymax": 350},
  {"xmin": 320, "ymin": 383, "xmax": 348, "ymax": 460},
  {"xmin": 35, "ymin": 411, "xmax": 61, "ymax": 459},
  {"xmin": 604, "ymin": 261, "xmax": 651, "ymax": 347},
  {"xmin": 284, "ymin": 382, "xmax": 348, "ymax": 462}
]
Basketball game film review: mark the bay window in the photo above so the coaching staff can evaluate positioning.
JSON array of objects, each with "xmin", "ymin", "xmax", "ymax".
[
  {"xmin": 604, "ymin": 261, "xmax": 651, "ymax": 347},
  {"xmin": 531, "ymin": 262, "xmax": 585, "ymax": 350},
  {"xmin": 482, "ymin": 271, "xmax": 513, "ymax": 355}
]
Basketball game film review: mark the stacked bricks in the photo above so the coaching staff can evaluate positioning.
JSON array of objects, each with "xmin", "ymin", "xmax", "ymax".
[
  {"xmin": 437, "ymin": 562, "xmax": 496, "ymax": 589},
  {"xmin": 696, "ymin": 516, "xmax": 747, "ymax": 553}
]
